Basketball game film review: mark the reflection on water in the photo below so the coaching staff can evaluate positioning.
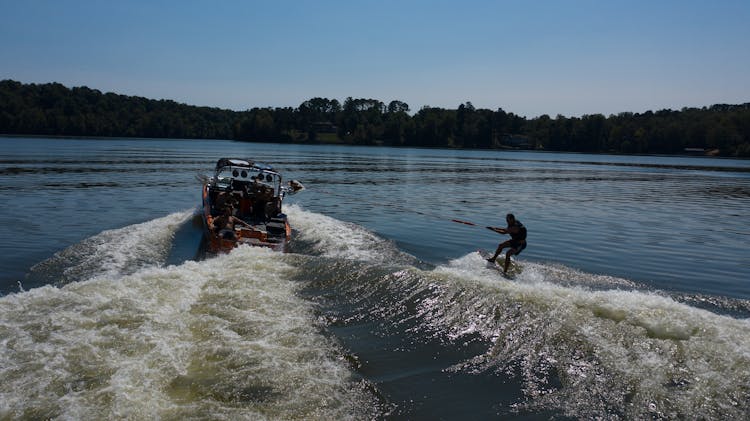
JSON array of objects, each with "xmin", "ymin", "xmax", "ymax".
[
  {"xmin": 2, "ymin": 137, "xmax": 749, "ymax": 300},
  {"xmin": 1, "ymin": 137, "xmax": 750, "ymax": 418}
]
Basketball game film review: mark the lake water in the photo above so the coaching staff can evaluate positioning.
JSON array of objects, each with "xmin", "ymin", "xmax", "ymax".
[{"xmin": 1, "ymin": 136, "xmax": 749, "ymax": 419}]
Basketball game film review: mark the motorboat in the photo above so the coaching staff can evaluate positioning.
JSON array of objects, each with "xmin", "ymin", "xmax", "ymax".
[{"xmin": 201, "ymin": 158, "xmax": 303, "ymax": 253}]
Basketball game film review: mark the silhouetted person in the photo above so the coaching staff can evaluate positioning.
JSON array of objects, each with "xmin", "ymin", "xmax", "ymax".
[{"xmin": 487, "ymin": 213, "xmax": 527, "ymax": 273}]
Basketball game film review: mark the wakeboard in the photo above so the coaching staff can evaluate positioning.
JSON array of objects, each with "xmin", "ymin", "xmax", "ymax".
[{"xmin": 477, "ymin": 249, "xmax": 520, "ymax": 279}]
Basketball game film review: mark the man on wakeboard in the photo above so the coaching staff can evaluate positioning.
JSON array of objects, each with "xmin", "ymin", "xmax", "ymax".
[{"xmin": 486, "ymin": 213, "xmax": 527, "ymax": 274}]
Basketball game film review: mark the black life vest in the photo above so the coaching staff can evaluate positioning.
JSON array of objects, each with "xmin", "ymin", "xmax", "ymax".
[{"xmin": 510, "ymin": 221, "xmax": 527, "ymax": 242}]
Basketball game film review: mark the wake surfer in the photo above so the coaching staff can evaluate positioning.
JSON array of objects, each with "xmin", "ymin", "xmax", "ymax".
[{"xmin": 486, "ymin": 213, "xmax": 527, "ymax": 274}]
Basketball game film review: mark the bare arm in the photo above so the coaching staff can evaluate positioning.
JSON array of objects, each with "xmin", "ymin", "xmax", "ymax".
[
  {"xmin": 231, "ymin": 216, "xmax": 251, "ymax": 227},
  {"xmin": 486, "ymin": 226, "xmax": 508, "ymax": 234}
]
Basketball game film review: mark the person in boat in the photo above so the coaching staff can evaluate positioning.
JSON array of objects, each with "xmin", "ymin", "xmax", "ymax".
[
  {"xmin": 213, "ymin": 191, "xmax": 238, "ymax": 215},
  {"xmin": 212, "ymin": 206, "xmax": 251, "ymax": 240},
  {"xmin": 250, "ymin": 177, "xmax": 268, "ymax": 197},
  {"xmin": 250, "ymin": 178, "xmax": 274, "ymax": 221},
  {"xmin": 289, "ymin": 179, "xmax": 304, "ymax": 193},
  {"xmin": 486, "ymin": 213, "xmax": 527, "ymax": 273}
]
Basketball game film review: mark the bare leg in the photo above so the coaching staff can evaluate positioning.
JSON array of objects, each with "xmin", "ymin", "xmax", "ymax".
[
  {"xmin": 503, "ymin": 249, "xmax": 517, "ymax": 273},
  {"xmin": 489, "ymin": 240, "xmax": 512, "ymax": 262}
]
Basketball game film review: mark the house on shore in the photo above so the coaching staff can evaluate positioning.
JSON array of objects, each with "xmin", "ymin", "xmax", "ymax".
[{"xmin": 500, "ymin": 134, "xmax": 532, "ymax": 149}]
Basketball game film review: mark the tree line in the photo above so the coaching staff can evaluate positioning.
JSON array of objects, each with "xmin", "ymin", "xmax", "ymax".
[{"xmin": 2, "ymin": 79, "xmax": 749, "ymax": 156}]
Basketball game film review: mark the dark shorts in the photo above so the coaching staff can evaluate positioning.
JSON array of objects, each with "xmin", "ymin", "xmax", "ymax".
[
  {"xmin": 219, "ymin": 229, "xmax": 237, "ymax": 240},
  {"xmin": 510, "ymin": 241, "xmax": 526, "ymax": 255}
]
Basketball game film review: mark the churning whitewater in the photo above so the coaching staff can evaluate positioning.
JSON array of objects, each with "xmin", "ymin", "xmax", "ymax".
[
  {"xmin": 0, "ymin": 209, "xmax": 379, "ymax": 419},
  {"xmin": 1, "ymin": 205, "xmax": 749, "ymax": 419}
]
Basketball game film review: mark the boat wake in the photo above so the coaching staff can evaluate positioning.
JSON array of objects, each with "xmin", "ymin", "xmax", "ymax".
[
  {"xmin": 285, "ymin": 204, "xmax": 419, "ymax": 267},
  {"xmin": 24, "ymin": 210, "xmax": 193, "ymax": 288},
  {"xmin": 285, "ymin": 205, "xmax": 750, "ymax": 419},
  {"xmin": 3, "ymin": 206, "xmax": 749, "ymax": 419},
  {"xmin": 1, "ymin": 209, "xmax": 381, "ymax": 420}
]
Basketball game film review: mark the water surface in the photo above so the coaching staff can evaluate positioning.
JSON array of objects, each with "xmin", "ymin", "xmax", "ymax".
[{"xmin": 1, "ymin": 137, "xmax": 749, "ymax": 419}]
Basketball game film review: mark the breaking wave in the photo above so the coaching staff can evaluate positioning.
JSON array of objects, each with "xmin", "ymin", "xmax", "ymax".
[
  {"xmin": 289, "ymin": 206, "xmax": 750, "ymax": 419},
  {"xmin": 284, "ymin": 204, "xmax": 418, "ymax": 267},
  {"xmin": 25, "ymin": 210, "xmax": 193, "ymax": 288}
]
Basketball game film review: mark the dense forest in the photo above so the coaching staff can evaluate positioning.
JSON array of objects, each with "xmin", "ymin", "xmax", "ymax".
[{"xmin": 2, "ymin": 79, "xmax": 749, "ymax": 156}]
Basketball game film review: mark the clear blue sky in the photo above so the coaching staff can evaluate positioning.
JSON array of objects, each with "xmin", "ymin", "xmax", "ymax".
[{"xmin": 1, "ymin": 0, "xmax": 749, "ymax": 117}]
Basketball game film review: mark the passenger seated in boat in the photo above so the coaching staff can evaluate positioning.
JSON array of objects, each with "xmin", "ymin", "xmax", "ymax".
[
  {"xmin": 250, "ymin": 178, "xmax": 265, "ymax": 196},
  {"xmin": 211, "ymin": 206, "xmax": 251, "ymax": 240},
  {"xmin": 213, "ymin": 191, "xmax": 238, "ymax": 215}
]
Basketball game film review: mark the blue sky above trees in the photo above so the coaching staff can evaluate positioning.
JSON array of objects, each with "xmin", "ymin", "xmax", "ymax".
[{"xmin": 1, "ymin": 0, "xmax": 748, "ymax": 117}]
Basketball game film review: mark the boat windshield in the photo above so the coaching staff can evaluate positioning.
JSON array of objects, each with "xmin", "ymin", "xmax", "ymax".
[{"xmin": 216, "ymin": 165, "xmax": 282, "ymax": 196}]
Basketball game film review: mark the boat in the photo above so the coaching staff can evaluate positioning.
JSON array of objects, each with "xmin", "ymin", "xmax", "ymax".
[{"xmin": 201, "ymin": 158, "xmax": 303, "ymax": 253}]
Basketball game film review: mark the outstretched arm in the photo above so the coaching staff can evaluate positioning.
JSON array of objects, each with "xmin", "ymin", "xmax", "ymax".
[
  {"xmin": 486, "ymin": 226, "xmax": 507, "ymax": 234},
  {"xmin": 232, "ymin": 216, "xmax": 251, "ymax": 228}
]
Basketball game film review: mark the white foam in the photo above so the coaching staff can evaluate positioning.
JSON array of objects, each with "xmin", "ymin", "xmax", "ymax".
[
  {"xmin": 412, "ymin": 251, "xmax": 750, "ymax": 417},
  {"xmin": 29, "ymin": 210, "xmax": 193, "ymax": 285},
  {"xmin": 0, "ymin": 246, "xmax": 375, "ymax": 419},
  {"xmin": 285, "ymin": 204, "xmax": 412, "ymax": 265}
]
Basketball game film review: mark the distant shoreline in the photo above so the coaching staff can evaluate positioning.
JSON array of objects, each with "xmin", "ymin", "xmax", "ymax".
[
  {"xmin": 2, "ymin": 79, "xmax": 749, "ymax": 157},
  {"xmin": 3, "ymin": 133, "xmax": 745, "ymax": 163}
]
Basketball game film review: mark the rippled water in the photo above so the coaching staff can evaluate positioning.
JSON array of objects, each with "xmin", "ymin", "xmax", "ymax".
[{"xmin": 1, "ymin": 136, "xmax": 749, "ymax": 419}]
